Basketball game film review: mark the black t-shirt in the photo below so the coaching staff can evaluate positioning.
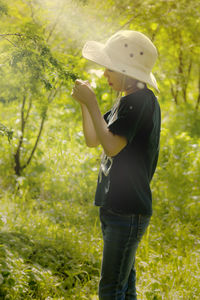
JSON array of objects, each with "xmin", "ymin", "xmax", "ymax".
[{"xmin": 94, "ymin": 88, "xmax": 161, "ymax": 216}]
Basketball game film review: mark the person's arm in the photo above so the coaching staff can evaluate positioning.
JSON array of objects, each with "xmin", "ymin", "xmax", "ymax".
[
  {"xmin": 72, "ymin": 79, "xmax": 127, "ymax": 157},
  {"xmin": 80, "ymin": 103, "xmax": 100, "ymax": 147},
  {"xmin": 86, "ymin": 100, "xmax": 127, "ymax": 157}
]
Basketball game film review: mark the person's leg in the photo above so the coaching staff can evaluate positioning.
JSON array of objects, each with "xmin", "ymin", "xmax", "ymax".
[
  {"xmin": 99, "ymin": 208, "xmax": 150, "ymax": 300},
  {"xmin": 124, "ymin": 260, "xmax": 136, "ymax": 300},
  {"xmin": 125, "ymin": 215, "xmax": 150, "ymax": 299}
]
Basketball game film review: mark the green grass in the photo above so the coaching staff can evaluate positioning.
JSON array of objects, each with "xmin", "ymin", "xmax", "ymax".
[
  {"xmin": 0, "ymin": 102, "xmax": 200, "ymax": 299},
  {"xmin": 0, "ymin": 190, "xmax": 101, "ymax": 299}
]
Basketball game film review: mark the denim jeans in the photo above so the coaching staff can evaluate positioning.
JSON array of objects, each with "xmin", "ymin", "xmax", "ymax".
[{"xmin": 99, "ymin": 207, "xmax": 151, "ymax": 300}]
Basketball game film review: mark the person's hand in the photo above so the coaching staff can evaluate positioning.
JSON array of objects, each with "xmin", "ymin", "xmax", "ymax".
[{"xmin": 71, "ymin": 79, "xmax": 97, "ymax": 106}]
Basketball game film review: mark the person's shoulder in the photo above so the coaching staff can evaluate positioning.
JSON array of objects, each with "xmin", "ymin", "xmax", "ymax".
[{"xmin": 121, "ymin": 88, "xmax": 155, "ymax": 108}]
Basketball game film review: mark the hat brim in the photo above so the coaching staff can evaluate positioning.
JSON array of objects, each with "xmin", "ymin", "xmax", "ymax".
[{"xmin": 82, "ymin": 41, "xmax": 159, "ymax": 91}]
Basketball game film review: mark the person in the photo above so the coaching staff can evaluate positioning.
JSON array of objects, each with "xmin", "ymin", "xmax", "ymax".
[{"xmin": 71, "ymin": 30, "xmax": 161, "ymax": 300}]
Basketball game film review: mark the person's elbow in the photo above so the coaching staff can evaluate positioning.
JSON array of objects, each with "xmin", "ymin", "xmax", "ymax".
[
  {"xmin": 104, "ymin": 147, "xmax": 122, "ymax": 157},
  {"xmin": 104, "ymin": 137, "xmax": 127, "ymax": 157},
  {"xmin": 86, "ymin": 140, "xmax": 100, "ymax": 148}
]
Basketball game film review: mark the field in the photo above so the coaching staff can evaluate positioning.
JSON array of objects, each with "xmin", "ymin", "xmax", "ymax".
[
  {"xmin": 0, "ymin": 101, "xmax": 199, "ymax": 299},
  {"xmin": 0, "ymin": 0, "xmax": 200, "ymax": 298}
]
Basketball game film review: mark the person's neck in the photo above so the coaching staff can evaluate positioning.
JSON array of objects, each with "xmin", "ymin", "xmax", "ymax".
[
  {"xmin": 124, "ymin": 83, "xmax": 147, "ymax": 96},
  {"xmin": 124, "ymin": 87, "xmax": 139, "ymax": 96}
]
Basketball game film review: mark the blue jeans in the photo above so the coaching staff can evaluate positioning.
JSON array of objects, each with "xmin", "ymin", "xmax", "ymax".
[{"xmin": 99, "ymin": 207, "xmax": 151, "ymax": 300}]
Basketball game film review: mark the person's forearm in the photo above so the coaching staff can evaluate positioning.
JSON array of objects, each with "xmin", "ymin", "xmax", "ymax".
[
  {"xmin": 86, "ymin": 100, "xmax": 127, "ymax": 157},
  {"xmin": 71, "ymin": 79, "xmax": 126, "ymax": 156},
  {"xmin": 81, "ymin": 104, "xmax": 100, "ymax": 147}
]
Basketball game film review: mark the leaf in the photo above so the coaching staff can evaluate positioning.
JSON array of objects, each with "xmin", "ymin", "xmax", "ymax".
[{"xmin": 0, "ymin": 273, "xmax": 4, "ymax": 284}]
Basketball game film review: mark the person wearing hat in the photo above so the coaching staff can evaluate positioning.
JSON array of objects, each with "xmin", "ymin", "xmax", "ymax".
[{"xmin": 72, "ymin": 30, "xmax": 161, "ymax": 300}]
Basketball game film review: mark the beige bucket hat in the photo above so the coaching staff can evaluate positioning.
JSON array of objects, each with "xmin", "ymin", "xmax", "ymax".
[{"xmin": 82, "ymin": 30, "xmax": 158, "ymax": 91}]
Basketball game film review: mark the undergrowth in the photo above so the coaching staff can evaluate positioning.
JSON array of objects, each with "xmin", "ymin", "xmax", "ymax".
[{"xmin": 0, "ymin": 102, "xmax": 199, "ymax": 299}]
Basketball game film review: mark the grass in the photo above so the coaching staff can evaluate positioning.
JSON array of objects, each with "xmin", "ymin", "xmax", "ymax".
[
  {"xmin": 0, "ymin": 189, "xmax": 101, "ymax": 299},
  {"xmin": 0, "ymin": 102, "xmax": 199, "ymax": 299}
]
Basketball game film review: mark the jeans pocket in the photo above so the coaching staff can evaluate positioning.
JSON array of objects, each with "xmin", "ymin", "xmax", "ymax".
[{"xmin": 136, "ymin": 215, "xmax": 150, "ymax": 241}]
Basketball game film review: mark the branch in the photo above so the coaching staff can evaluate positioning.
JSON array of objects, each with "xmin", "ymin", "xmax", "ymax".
[
  {"xmin": 116, "ymin": 14, "xmax": 140, "ymax": 32},
  {"xmin": 22, "ymin": 110, "xmax": 47, "ymax": 170},
  {"xmin": 48, "ymin": 84, "xmax": 61, "ymax": 104},
  {"xmin": 0, "ymin": 36, "xmax": 18, "ymax": 47},
  {"xmin": 151, "ymin": 25, "xmax": 161, "ymax": 42},
  {"xmin": 170, "ymin": 84, "xmax": 178, "ymax": 105},
  {"xmin": 21, "ymin": 95, "xmax": 26, "ymax": 130},
  {"xmin": 182, "ymin": 58, "xmax": 193, "ymax": 103},
  {"xmin": 21, "ymin": 84, "xmax": 61, "ymax": 170},
  {"xmin": 24, "ymin": 98, "xmax": 32, "ymax": 123},
  {"xmin": 0, "ymin": 33, "xmax": 23, "ymax": 37},
  {"xmin": 27, "ymin": 0, "xmax": 37, "ymax": 23},
  {"xmin": 0, "ymin": 33, "xmax": 24, "ymax": 47},
  {"xmin": 15, "ymin": 94, "xmax": 26, "ymax": 154},
  {"xmin": 46, "ymin": 2, "xmax": 68, "ymax": 43}
]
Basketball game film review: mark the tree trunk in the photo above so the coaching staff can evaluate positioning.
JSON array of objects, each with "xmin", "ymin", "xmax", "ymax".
[
  {"xmin": 21, "ymin": 110, "xmax": 47, "ymax": 170},
  {"xmin": 14, "ymin": 95, "xmax": 26, "ymax": 176},
  {"xmin": 171, "ymin": 85, "xmax": 178, "ymax": 105},
  {"xmin": 195, "ymin": 66, "xmax": 200, "ymax": 110}
]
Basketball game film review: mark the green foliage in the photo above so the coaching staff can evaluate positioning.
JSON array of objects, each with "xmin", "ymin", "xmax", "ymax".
[
  {"xmin": 0, "ymin": 1, "xmax": 7, "ymax": 16},
  {"xmin": 0, "ymin": 0, "xmax": 199, "ymax": 299},
  {"xmin": 0, "ymin": 100, "xmax": 200, "ymax": 299},
  {"xmin": 0, "ymin": 123, "xmax": 13, "ymax": 142},
  {"xmin": 1, "ymin": 26, "xmax": 77, "ymax": 104},
  {"xmin": 0, "ymin": 17, "xmax": 78, "ymax": 175},
  {"xmin": 88, "ymin": 0, "xmax": 200, "ymax": 105}
]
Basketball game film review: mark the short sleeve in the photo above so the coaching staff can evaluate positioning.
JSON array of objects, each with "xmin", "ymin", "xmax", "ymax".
[{"xmin": 107, "ymin": 91, "xmax": 154, "ymax": 144}]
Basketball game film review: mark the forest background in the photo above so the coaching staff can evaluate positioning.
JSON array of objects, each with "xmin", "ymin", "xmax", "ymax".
[{"xmin": 0, "ymin": 0, "xmax": 200, "ymax": 299}]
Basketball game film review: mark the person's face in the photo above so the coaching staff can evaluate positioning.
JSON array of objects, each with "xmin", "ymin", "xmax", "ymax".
[
  {"xmin": 103, "ymin": 68, "xmax": 127, "ymax": 92},
  {"xmin": 103, "ymin": 68, "xmax": 138, "ymax": 93}
]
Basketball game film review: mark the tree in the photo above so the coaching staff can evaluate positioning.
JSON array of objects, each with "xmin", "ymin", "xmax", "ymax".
[
  {"xmin": 86, "ymin": 0, "xmax": 200, "ymax": 106},
  {"xmin": 1, "ymin": 0, "xmax": 200, "ymax": 176},
  {"xmin": 0, "ymin": 9, "xmax": 77, "ymax": 176}
]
